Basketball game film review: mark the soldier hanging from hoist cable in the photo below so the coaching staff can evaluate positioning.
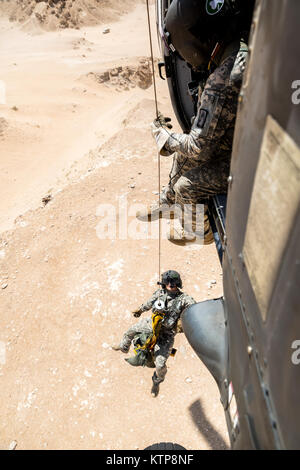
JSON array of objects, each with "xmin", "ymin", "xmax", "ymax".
[{"xmin": 112, "ymin": 270, "xmax": 195, "ymax": 397}]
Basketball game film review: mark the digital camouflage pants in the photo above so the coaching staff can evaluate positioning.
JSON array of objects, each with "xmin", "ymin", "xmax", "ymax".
[
  {"xmin": 162, "ymin": 152, "xmax": 230, "ymax": 205},
  {"xmin": 161, "ymin": 152, "xmax": 230, "ymax": 234}
]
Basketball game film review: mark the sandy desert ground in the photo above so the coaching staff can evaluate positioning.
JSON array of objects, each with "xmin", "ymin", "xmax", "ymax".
[{"xmin": 0, "ymin": 1, "xmax": 229, "ymax": 450}]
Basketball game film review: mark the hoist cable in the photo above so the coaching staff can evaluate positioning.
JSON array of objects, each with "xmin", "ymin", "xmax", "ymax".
[
  {"xmin": 145, "ymin": 0, "xmax": 159, "ymax": 119},
  {"xmin": 145, "ymin": 0, "xmax": 162, "ymax": 285}
]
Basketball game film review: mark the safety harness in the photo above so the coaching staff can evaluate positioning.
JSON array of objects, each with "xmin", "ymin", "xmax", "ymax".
[
  {"xmin": 125, "ymin": 292, "xmax": 182, "ymax": 368},
  {"xmin": 134, "ymin": 308, "xmax": 165, "ymax": 355}
]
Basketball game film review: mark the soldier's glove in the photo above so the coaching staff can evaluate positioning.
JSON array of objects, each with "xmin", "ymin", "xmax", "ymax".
[
  {"xmin": 133, "ymin": 309, "xmax": 142, "ymax": 318},
  {"xmin": 153, "ymin": 112, "xmax": 173, "ymax": 129},
  {"xmin": 151, "ymin": 113, "xmax": 173, "ymax": 157}
]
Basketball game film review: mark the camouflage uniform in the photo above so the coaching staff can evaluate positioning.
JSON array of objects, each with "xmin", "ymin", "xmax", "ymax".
[
  {"xmin": 119, "ymin": 289, "xmax": 195, "ymax": 384},
  {"xmin": 153, "ymin": 41, "xmax": 248, "ymax": 212}
]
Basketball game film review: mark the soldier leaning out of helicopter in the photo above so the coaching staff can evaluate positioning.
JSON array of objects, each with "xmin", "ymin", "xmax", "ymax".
[
  {"xmin": 112, "ymin": 271, "xmax": 195, "ymax": 397},
  {"xmin": 137, "ymin": 0, "xmax": 254, "ymax": 246}
]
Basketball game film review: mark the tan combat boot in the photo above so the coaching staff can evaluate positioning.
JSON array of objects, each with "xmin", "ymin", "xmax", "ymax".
[
  {"xmin": 167, "ymin": 224, "xmax": 196, "ymax": 246},
  {"xmin": 111, "ymin": 344, "xmax": 128, "ymax": 353},
  {"xmin": 203, "ymin": 212, "xmax": 214, "ymax": 245},
  {"xmin": 136, "ymin": 201, "xmax": 176, "ymax": 222},
  {"xmin": 151, "ymin": 373, "xmax": 160, "ymax": 397},
  {"xmin": 151, "ymin": 382, "xmax": 160, "ymax": 397},
  {"xmin": 167, "ymin": 212, "xmax": 214, "ymax": 246}
]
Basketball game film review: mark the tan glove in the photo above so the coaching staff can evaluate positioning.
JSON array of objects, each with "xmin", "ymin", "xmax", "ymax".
[{"xmin": 151, "ymin": 112, "xmax": 173, "ymax": 156}]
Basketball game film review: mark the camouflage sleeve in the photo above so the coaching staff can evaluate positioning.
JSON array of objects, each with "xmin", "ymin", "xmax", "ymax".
[
  {"xmin": 140, "ymin": 289, "xmax": 160, "ymax": 312},
  {"xmin": 176, "ymin": 293, "xmax": 196, "ymax": 334},
  {"xmin": 182, "ymin": 294, "xmax": 196, "ymax": 311},
  {"xmin": 163, "ymin": 48, "xmax": 248, "ymax": 162}
]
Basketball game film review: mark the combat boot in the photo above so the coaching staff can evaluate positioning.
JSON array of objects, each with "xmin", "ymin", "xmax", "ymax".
[
  {"xmin": 151, "ymin": 382, "xmax": 160, "ymax": 397},
  {"xmin": 167, "ymin": 213, "xmax": 214, "ymax": 245},
  {"xmin": 167, "ymin": 224, "xmax": 196, "ymax": 246},
  {"xmin": 203, "ymin": 212, "xmax": 214, "ymax": 245},
  {"xmin": 111, "ymin": 344, "xmax": 128, "ymax": 353},
  {"xmin": 136, "ymin": 201, "xmax": 177, "ymax": 222},
  {"xmin": 151, "ymin": 372, "xmax": 161, "ymax": 397}
]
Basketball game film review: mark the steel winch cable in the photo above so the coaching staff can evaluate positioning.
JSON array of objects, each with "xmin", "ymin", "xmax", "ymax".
[
  {"xmin": 145, "ymin": 1, "xmax": 187, "ymax": 297},
  {"xmin": 145, "ymin": 0, "xmax": 162, "ymax": 285}
]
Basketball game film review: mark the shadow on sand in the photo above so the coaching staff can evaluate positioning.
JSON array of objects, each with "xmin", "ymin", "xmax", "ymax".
[{"xmin": 189, "ymin": 398, "xmax": 229, "ymax": 450}]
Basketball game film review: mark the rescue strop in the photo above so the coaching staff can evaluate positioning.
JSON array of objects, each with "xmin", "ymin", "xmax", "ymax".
[
  {"xmin": 125, "ymin": 297, "xmax": 177, "ymax": 368},
  {"xmin": 125, "ymin": 298, "xmax": 166, "ymax": 368},
  {"xmin": 135, "ymin": 310, "xmax": 164, "ymax": 353}
]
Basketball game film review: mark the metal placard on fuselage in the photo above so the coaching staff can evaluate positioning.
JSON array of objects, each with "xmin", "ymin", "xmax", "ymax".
[{"xmin": 243, "ymin": 115, "xmax": 300, "ymax": 321}]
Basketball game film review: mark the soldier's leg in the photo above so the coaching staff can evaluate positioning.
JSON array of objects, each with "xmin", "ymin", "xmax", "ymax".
[
  {"xmin": 136, "ymin": 152, "xmax": 198, "ymax": 222},
  {"xmin": 136, "ymin": 151, "xmax": 196, "ymax": 221},
  {"xmin": 169, "ymin": 159, "xmax": 229, "ymax": 244},
  {"xmin": 161, "ymin": 151, "xmax": 199, "ymax": 205},
  {"xmin": 152, "ymin": 335, "xmax": 175, "ymax": 384},
  {"xmin": 174, "ymin": 159, "xmax": 230, "ymax": 203},
  {"xmin": 117, "ymin": 317, "xmax": 152, "ymax": 353}
]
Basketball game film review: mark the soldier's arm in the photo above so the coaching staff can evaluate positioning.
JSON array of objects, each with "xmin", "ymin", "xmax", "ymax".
[
  {"xmin": 162, "ymin": 50, "xmax": 247, "ymax": 162},
  {"xmin": 182, "ymin": 294, "xmax": 196, "ymax": 311},
  {"xmin": 139, "ymin": 289, "xmax": 160, "ymax": 313},
  {"xmin": 176, "ymin": 294, "xmax": 196, "ymax": 318},
  {"xmin": 176, "ymin": 294, "xmax": 196, "ymax": 333}
]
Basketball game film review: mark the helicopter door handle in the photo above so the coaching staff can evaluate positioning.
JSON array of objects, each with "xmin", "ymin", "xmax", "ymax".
[{"xmin": 158, "ymin": 62, "xmax": 166, "ymax": 80}]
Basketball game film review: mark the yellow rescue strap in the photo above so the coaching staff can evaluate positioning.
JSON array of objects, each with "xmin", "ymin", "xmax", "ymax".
[{"xmin": 134, "ymin": 311, "xmax": 165, "ymax": 355}]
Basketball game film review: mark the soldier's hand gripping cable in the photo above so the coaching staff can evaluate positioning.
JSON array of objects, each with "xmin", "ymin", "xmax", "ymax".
[
  {"xmin": 136, "ymin": 0, "xmax": 254, "ymax": 246},
  {"xmin": 112, "ymin": 271, "xmax": 195, "ymax": 397}
]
